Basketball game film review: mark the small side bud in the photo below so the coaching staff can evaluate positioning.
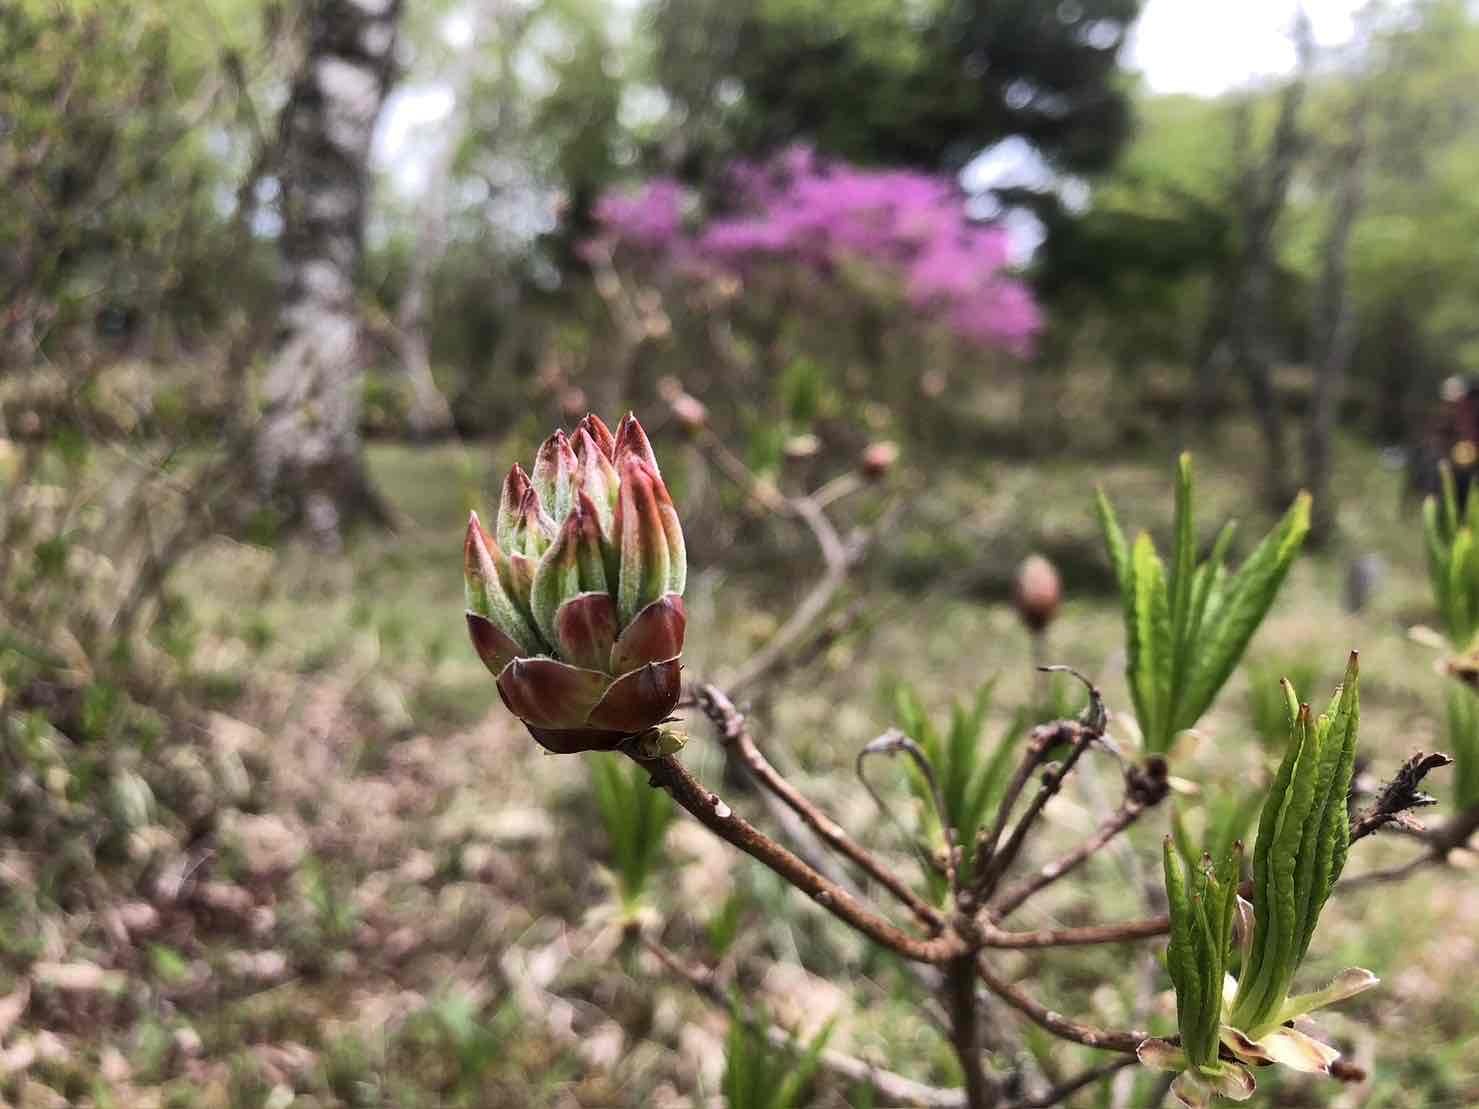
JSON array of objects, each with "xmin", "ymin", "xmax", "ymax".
[
  {"xmin": 1013, "ymin": 554, "xmax": 1062, "ymax": 632},
  {"xmin": 858, "ymin": 440, "xmax": 899, "ymax": 480},
  {"xmin": 1011, "ymin": 555, "xmax": 1058, "ymax": 632},
  {"xmin": 632, "ymin": 727, "xmax": 687, "ymax": 758}
]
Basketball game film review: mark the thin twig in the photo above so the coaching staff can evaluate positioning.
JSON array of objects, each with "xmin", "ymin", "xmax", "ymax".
[
  {"xmin": 980, "ymin": 772, "xmax": 1424, "ymax": 944},
  {"xmin": 992, "ymin": 758, "xmax": 1168, "ymax": 918},
  {"xmin": 976, "ymin": 720, "xmax": 1102, "ymax": 899},
  {"xmin": 1340, "ymin": 853, "xmax": 1437, "ymax": 889},
  {"xmin": 627, "ymin": 752, "xmax": 968, "ymax": 964},
  {"xmin": 1427, "ymin": 804, "xmax": 1479, "ymax": 855},
  {"xmin": 1349, "ymin": 751, "xmax": 1452, "ymax": 843},
  {"xmin": 976, "ymin": 959, "xmax": 1150, "ymax": 1054},
  {"xmin": 695, "ymin": 684, "xmax": 946, "ymax": 934},
  {"xmin": 979, "ymin": 917, "xmax": 1170, "ymax": 949},
  {"xmin": 1018, "ymin": 1058, "xmax": 1139, "ymax": 1108},
  {"xmin": 975, "ymin": 723, "xmax": 1073, "ymax": 887}
]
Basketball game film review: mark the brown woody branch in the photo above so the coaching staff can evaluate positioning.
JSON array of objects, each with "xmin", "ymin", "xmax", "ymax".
[
  {"xmin": 992, "ymin": 757, "xmax": 1169, "ymax": 918},
  {"xmin": 980, "ymin": 917, "xmax": 1170, "ymax": 949},
  {"xmin": 975, "ymin": 719, "xmax": 1102, "ymax": 900},
  {"xmin": 1428, "ymin": 804, "xmax": 1479, "ymax": 855},
  {"xmin": 1349, "ymin": 751, "xmax": 1451, "ymax": 843},
  {"xmin": 977, "ymin": 959, "xmax": 1150, "ymax": 1054},
  {"xmin": 695, "ymin": 684, "xmax": 947, "ymax": 934},
  {"xmin": 946, "ymin": 954, "xmax": 999, "ymax": 1109},
  {"xmin": 628, "ymin": 752, "xmax": 968, "ymax": 963},
  {"xmin": 975, "ymin": 724, "xmax": 1064, "ymax": 874}
]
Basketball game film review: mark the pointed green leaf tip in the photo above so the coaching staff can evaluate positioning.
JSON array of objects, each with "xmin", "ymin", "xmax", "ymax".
[
  {"xmin": 1096, "ymin": 457, "xmax": 1310, "ymax": 755},
  {"xmin": 1230, "ymin": 653, "xmax": 1360, "ymax": 1037}
]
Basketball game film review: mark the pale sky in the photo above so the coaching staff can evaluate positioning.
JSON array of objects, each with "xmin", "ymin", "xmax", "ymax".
[{"xmin": 1127, "ymin": 0, "xmax": 1370, "ymax": 95}]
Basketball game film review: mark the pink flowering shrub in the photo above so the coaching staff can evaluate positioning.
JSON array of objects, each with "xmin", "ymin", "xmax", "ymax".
[{"xmin": 586, "ymin": 146, "xmax": 1041, "ymax": 356}]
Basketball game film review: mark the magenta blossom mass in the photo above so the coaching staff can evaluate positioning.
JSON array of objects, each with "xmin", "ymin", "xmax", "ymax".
[{"xmin": 586, "ymin": 146, "xmax": 1041, "ymax": 355}]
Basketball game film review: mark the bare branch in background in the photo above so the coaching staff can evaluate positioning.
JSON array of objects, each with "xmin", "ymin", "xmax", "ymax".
[{"xmin": 644, "ymin": 937, "xmax": 968, "ymax": 1108}]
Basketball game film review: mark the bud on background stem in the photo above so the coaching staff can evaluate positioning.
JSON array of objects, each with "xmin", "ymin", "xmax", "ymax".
[{"xmin": 465, "ymin": 413, "xmax": 687, "ymax": 753}]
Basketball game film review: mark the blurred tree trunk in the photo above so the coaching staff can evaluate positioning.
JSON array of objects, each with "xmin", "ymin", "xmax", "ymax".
[
  {"xmin": 1194, "ymin": 15, "xmax": 1312, "ymax": 507},
  {"xmin": 1305, "ymin": 108, "xmax": 1368, "ymax": 545},
  {"xmin": 395, "ymin": 195, "xmax": 456, "ymax": 438},
  {"xmin": 254, "ymin": 0, "xmax": 403, "ymax": 539},
  {"xmin": 392, "ymin": 0, "xmax": 514, "ymax": 440}
]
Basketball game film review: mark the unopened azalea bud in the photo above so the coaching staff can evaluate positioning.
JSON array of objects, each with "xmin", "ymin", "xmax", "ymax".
[
  {"xmin": 858, "ymin": 440, "xmax": 899, "ymax": 480},
  {"xmin": 465, "ymin": 413, "xmax": 687, "ymax": 754},
  {"xmin": 1013, "ymin": 554, "xmax": 1062, "ymax": 632}
]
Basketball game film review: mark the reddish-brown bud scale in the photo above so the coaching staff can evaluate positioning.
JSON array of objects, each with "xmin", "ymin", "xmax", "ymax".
[
  {"xmin": 576, "ymin": 413, "xmax": 617, "ymax": 460},
  {"xmin": 614, "ymin": 411, "xmax": 662, "ymax": 474},
  {"xmin": 859, "ymin": 440, "xmax": 900, "ymax": 480}
]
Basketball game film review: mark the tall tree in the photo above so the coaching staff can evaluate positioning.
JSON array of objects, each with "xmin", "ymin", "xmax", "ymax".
[
  {"xmin": 1304, "ymin": 102, "xmax": 1367, "ymax": 543},
  {"xmin": 650, "ymin": 0, "xmax": 1142, "ymax": 177},
  {"xmin": 254, "ymin": 0, "xmax": 404, "ymax": 538},
  {"xmin": 1195, "ymin": 13, "xmax": 1313, "ymax": 506}
]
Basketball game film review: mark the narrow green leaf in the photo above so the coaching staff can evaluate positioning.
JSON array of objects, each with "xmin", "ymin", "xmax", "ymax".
[
  {"xmin": 1096, "ymin": 486, "xmax": 1131, "ymax": 596},
  {"xmin": 1190, "ymin": 869, "xmax": 1224, "ymax": 1065},
  {"xmin": 1450, "ymin": 684, "xmax": 1479, "ymax": 810},
  {"xmin": 1242, "ymin": 701, "xmax": 1323, "ymax": 1031},
  {"xmin": 1234, "ymin": 680, "xmax": 1302, "ymax": 1025},
  {"xmin": 772, "ymin": 1020, "xmax": 836, "ymax": 1109},
  {"xmin": 1132, "ymin": 533, "xmax": 1174, "ymax": 753},
  {"xmin": 1440, "ymin": 461, "xmax": 1460, "ymax": 538},
  {"xmin": 1168, "ymin": 455, "xmax": 1198, "ymax": 725},
  {"xmin": 1185, "ymin": 521, "xmax": 1238, "ymax": 668},
  {"xmin": 1299, "ymin": 656, "xmax": 1359, "ymax": 962},
  {"xmin": 1449, "ymin": 527, "xmax": 1474, "ymax": 648},
  {"xmin": 1164, "ymin": 839, "xmax": 1210, "ymax": 1066},
  {"xmin": 1182, "ymin": 492, "xmax": 1310, "ymax": 730},
  {"xmin": 1424, "ymin": 497, "xmax": 1454, "ymax": 639}
]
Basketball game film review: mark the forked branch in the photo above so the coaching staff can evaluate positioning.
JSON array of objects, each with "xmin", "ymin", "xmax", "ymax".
[
  {"xmin": 695, "ymin": 683, "xmax": 946, "ymax": 933},
  {"xmin": 626, "ymin": 752, "xmax": 968, "ymax": 963}
]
